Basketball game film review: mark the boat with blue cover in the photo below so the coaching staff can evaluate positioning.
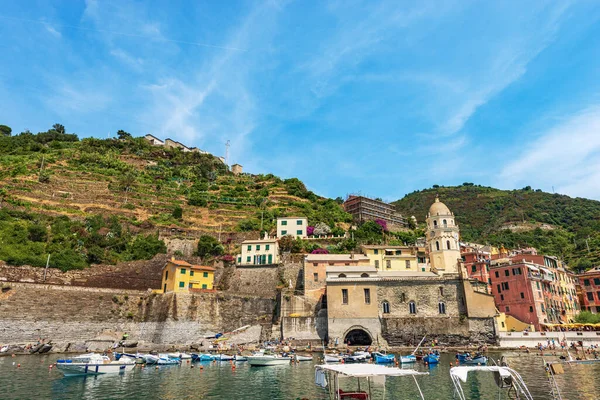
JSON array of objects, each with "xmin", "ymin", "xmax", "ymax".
[
  {"xmin": 422, "ymin": 351, "xmax": 440, "ymax": 364},
  {"xmin": 456, "ymin": 352, "xmax": 488, "ymax": 365},
  {"xmin": 192, "ymin": 353, "xmax": 215, "ymax": 362},
  {"xmin": 372, "ymin": 352, "xmax": 395, "ymax": 363}
]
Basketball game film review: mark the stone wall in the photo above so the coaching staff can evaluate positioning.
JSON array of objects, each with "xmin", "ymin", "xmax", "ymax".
[{"xmin": 0, "ymin": 282, "xmax": 274, "ymax": 346}]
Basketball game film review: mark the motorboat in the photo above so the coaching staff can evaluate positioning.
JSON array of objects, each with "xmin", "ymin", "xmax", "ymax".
[
  {"xmin": 372, "ymin": 352, "xmax": 395, "ymax": 364},
  {"xmin": 247, "ymin": 354, "xmax": 292, "ymax": 366},
  {"xmin": 295, "ymin": 354, "xmax": 314, "ymax": 362},
  {"xmin": 142, "ymin": 354, "xmax": 160, "ymax": 365},
  {"xmin": 450, "ymin": 366, "xmax": 533, "ymax": 400},
  {"xmin": 315, "ymin": 363, "xmax": 429, "ymax": 399},
  {"xmin": 157, "ymin": 354, "xmax": 181, "ymax": 365},
  {"xmin": 324, "ymin": 354, "xmax": 343, "ymax": 363},
  {"xmin": 191, "ymin": 353, "xmax": 215, "ymax": 362},
  {"xmin": 342, "ymin": 353, "xmax": 369, "ymax": 363},
  {"xmin": 56, "ymin": 353, "xmax": 135, "ymax": 376},
  {"xmin": 179, "ymin": 353, "xmax": 192, "ymax": 360},
  {"xmin": 400, "ymin": 354, "xmax": 417, "ymax": 364},
  {"xmin": 215, "ymin": 354, "xmax": 234, "ymax": 361},
  {"xmin": 234, "ymin": 354, "xmax": 248, "ymax": 362},
  {"xmin": 422, "ymin": 352, "xmax": 440, "ymax": 364}
]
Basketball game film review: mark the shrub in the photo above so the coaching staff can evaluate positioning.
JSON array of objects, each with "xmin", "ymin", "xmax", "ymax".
[
  {"xmin": 172, "ymin": 206, "xmax": 183, "ymax": 219},
  {"xmin": 127, "ymin": 234, "xmax": 167, "ymax": 260},
  {"xmin": 196, "ymin": 235, "xmax": 224, "ymax": 258}
]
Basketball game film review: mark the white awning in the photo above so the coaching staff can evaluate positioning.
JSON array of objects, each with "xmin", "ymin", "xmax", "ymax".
[
  {"xmin": 540, "ymin": 267, "xmax": 554, "ymax": 275},
  {"xmin": 316, "ymin": 364, "xmax": 428, "ymax": 378},
  {"xmin": 526, "ymin": 265, "xmax": 540, "ymax": 272},
  {"xmin": 450, "ymin": 366, "xmax": 511, "ymax": 383}
]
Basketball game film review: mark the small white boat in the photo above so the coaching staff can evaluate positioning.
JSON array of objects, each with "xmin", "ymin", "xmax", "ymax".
[
  {"xmin": 234, "ymin": 355, "xmax": 248, "ymax": 362},
  {"xmin": 0, "ymin": 345, "xmax": 8, "ymax": 353},
  {"xmin": 179, "ymin": 353, "xmax": 192, "ymax": 360},
  {"xmin": 56, "ymin": 353, "xmax": 135, "ymax": 376},
  {"xmin": 247, "ymin": 355, "xmax": 292, "ymax": 366},
  {"xmin": 142, "ymin": 354, "xmax": 160, "ymax": 365},
  {"xmin": 157, "ymin": 354, "xmax": 181, "ymax": 365},
  {"xmin": 295, "ymin": 354, "xmax": 314, "ymax": 362},
  {"xmin": 216, "ymin": 354, "xmax": 234, "ymax": 361},
  {"xmin": 400, "ymin": 354, "xmax": 417, "ymax": 364},
  {"xmin": 324, "ymin": 354, "xmax": 342, "ymax": 363}
]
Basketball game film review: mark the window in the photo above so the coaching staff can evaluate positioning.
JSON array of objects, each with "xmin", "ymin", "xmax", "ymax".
[
  {"xmin": 202, "ymin": 284, "xmax": 207, "ymax": 289},
  {"xmin": 436, "ymin": 241, "xmax": 440, "ymax": 251},
  {"xmin": 501, "ymin": 282, "xmax": 510, "ymax": 290},
  {"xmin": 338, "ymin": 273, "xmax": 347, "ymax": 278},
  {"xmin": 179, "ymin": 282, "xmax": 185, "ymax": 288},
  {"xmin": 256, "ymin": 245, "xmax": 261, "ymax": 251},
  {"xmin": 471, "ymin": 266, "xmax": 477, "ymax": 273},
  {"xmin": 313, "ymin": 273, "xmax": 318, "ymax": 282},
  {"xmin": 281, "ymin": 230, "xmax": 287, "ymax": 235},
  {"xmin": 246, "ymin": 256, "xmax": 251, "ymax": 263},
  {"xmin": 375, "ymin": 260, "xmax": 379, "ymax": 269},
  {"xmin": 382, "ymin": 301, "xmax": 390, "ymax": 314},
  {"xmin": 361, "ymin": 273, "xmax": 370, "ymax": 278},
  {"xmin": 497, "ymin": 284, "xmax": 501, "ymax": 293},
  {"xmin": 203, "ymin": 272, "xmax": 208, "ymax": 278},
  {"xmin": 165, "ymin": 271, "xmax": 169, "ymax": 280},
  {"xmin": 584, "ymin": 279, "xmax": 591, "ymax": 286},
  {"xmin": 587, "ymin": 292, "xmax": 594, "ymax": 301},
  {"xmin": 189, "ymin": 283, "xmax": 193, "ymax": 289},
  {"xmin": 438, "ymin": 302, "xmax": 446, "ymax": 314},
  {"xmin": 439, "ymin": 287, "xmax": 444, "ymax": 296},
  {"xmin": 345, "ymin": 263, "xmax": 350, "ymax": 266},
  {"xmin": 520, "ymin": 292, "xmax": 525, "ymax": 299},
  {"xmin": 405, "ymin": 260, "xmax": 411, "ymax": 269},
  {"xmin": 504, "ymin": 270, "xmax": 510, "ymax": 277},
  {"xmin": 409, "ymin": 301, "xmax": 416, "ymax": 314},
  {"xmin": 281, "ymin": 220, "xmax": 287, "ymax": 226},
  {"xmin": 190, "ymin": 271, "xmax": 194, "ymax": 277},
  {"xmin": 364, "ymin": 289, "xmax": 371, "ymax": 304},
  {"xmin": 529, "ymin": 306, "xmax": 534, "ymax": 312},
  {"xmin": 374, "ymin": 249, "xmax": 379, "ymax": 255},
  {"xmin": 266, "ymin": 244, "xmax": 270, "ymax": 250},
  {"xmin": 495, "ymin": 271, "xmax": 499, "ymax": 278},
  {"xmin": 536, "ymin": 282, "xmax": 540, "ymax": 290},
  {"xmin": 501, "ymin": 321, "xmax": 505, "ymax": 328},
  {"xmin": 597, "ymin": 292, "xmax": 600, "ymax": 300},
  {"xmin": 342, "ymin": 289, "xmax": 348, "ymax": 304},
  {"xmin": 400, "ymin": 293, "xmax": 406, "ymax": 302},
  {"xmin": 313, "ymin": 263, "xmax": 318, "ymax": 267},
  {"xmin": 595, "ymin": 278, "xmax": 600, "ymax": 285},
  {"xmin": 296, "ymin": 220, "xmax": 303, "ymax": 225},
  {"xmin": 446, "ymin": 240, "xmax": 451, "ymax": 250},
  {"xmin": 500, "ymin": 294, "xmax": 504, "ymax": 301},
  {"xmin": 181, "ymin": 268, "xmax": 186, "ymax": 274},
  {"xmin": 297, "ymin": 230, "xmax": 302, "ymax": 235},
  {"xmin": 443, "ymin": 219, "xmax": 447, "ymax": 227},
  {"xmin": 433, "ymin": 220, "xmax": 438, "ymax": 227},
  {"xmin": 386, "ymin": 260, "xmax": 391, "ymax": 269},
  {"xmin": 247, "ymin": 245, "xmax": 251, "ymax": 251},
  {"xmin": 541, "ymin": 304, "xmax": 545, "ymax": 312},
  {"xmin": 513, "ymin": 268, "xmax": 521, "ymax": 275},
  {"xmin": 505, "ymin": 306, "xmax": 510, "ymax": 312}
]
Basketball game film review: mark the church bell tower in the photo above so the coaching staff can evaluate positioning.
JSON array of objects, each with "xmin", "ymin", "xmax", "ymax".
[{"xmin": 426, "ymin": 196, "xmax": 461, "ymax": 274}]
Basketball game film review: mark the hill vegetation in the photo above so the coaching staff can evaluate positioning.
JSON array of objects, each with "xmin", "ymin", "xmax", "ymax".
[
  {"xmin": 0, "ymin": 124, "xmax": 353, "ymax": 270},
  {"xmin": 393, "ymin": 184, "xmax": 600, "ymax": 270}
]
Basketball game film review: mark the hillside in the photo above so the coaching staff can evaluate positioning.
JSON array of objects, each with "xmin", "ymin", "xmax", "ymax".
[
  {"xmin": 393, "ymin": 184, "xmax": 600, "ymax": 270},
  {"xmin": 0, "ymin": 125, "xmax": 352, "ymax": 270}
]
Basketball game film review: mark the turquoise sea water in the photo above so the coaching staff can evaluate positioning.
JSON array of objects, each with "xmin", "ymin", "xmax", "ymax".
[{"xmin": 0, "ymin": 352, "xmax": 599, "ymax": 399}]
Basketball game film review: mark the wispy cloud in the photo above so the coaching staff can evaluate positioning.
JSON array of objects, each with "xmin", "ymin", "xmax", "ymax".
[
  {"xmin": 44, "ymin": 23, "xmax": 61, "ymax": 38},
  {"xmin": 498, "ymin": 105, "xmax": 600, "ymax": 199},
  {"xmin": 110, "ymin": 48, "xmax": 143, "ymax": 70}
]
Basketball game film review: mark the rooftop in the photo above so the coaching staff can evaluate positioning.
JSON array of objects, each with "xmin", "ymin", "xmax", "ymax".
[
  {"xmin": 305, "ymin": 254, "xmax": 369, "ymax": 262},
  {"xmin": 326, "ymin": 265, "xmax": 377, "ymax": 273},
  {"xmin": 165, "ymin": 260, "xmax": 216, "ymax": 271}
]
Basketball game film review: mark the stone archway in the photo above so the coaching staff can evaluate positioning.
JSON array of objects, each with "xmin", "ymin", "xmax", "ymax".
[{"xmin": 343, "ymin": 326, "xmax": 373, "ymax": 346}]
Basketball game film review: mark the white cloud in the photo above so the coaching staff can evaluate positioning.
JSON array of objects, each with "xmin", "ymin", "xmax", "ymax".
[
  {"xmin": 110, "ymin": 49, "xmax": 144, "ymax": 70},
  {"xmin": 498, "ymin": 105, "xmax": 600, "ymax": 200},
  {"xmin": 44, "ymin": 24, "xmax": 61, "ymax": 38}
]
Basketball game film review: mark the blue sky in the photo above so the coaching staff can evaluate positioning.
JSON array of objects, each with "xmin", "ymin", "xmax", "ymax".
[{"xmin": 2, "ymin": 1, "xmax": 600, "ymax": 201}]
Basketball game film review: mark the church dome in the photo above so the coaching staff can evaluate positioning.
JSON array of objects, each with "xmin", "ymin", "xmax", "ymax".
[{"xmin": 429, "ymin": 196, "xmax": 451, "ymax": 216}]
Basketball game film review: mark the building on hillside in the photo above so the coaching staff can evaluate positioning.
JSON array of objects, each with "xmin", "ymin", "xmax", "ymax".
[
  {"xmin": 496, "ymin": 313, "xmax": 535, "ymax": 332},
  {"xmin": 324, "ymin": 197, "xmax": 498, "ymax": 347},
  {"xmin": 461, "ymin": 243, "xmax": 492, "ymax": 293},
  {"xmin": 231, "ymin": 164, "xmax": 243, "ymax": 175},
  {"xmin": 161, "ymin": 259, "xmax": 215, "ymax": 293},
  {"xmin": 277, "ymin": 217, "xmax": 308, "ymax": 238},
  {"xmin": 361, "ymin": 245, "xmax": 428, "ymax": 272},
  {"xmin": 237, "ymin": 236, "xmax": 279, "ymax": 266},
  {"xmin": 343, "ymin": 195, "xmax": 406, "ymax": 229},
  {"xmin": 577, "ymin": 266, "xmax": 600, "ymax": 313},
  {"xmin": 426, "ymin": 197, "xmax": 461, "ymax": 275},
  {"xmin": 303, "ymin": 253, "xmax": 370, "ymax": 304},
  {"xmin": 489, "ymin": 255, "xmax": 579, "ymax": 331},
  {"xmin": 144, "ymin": 134, "xmax": 164, "ymax": 146}
]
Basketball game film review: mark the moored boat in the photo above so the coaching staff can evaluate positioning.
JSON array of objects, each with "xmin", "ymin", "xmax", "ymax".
[
  {"xmin": 372, "ymin": 352, "xmax": 395, "ymax": 364},
  {"xmin": 234, "ymin": 354, "xmax": 248, "ymax": 362},
  {"xmin": 56, "ymin": 353, "xmax": 135, "ymax": 376},
  {"xmin": 142, "ymin": 354, "xmax": 160, "ymax": 365},
  {"xmin": 422, "ymin": 352, "xmax": 440, "ymax": 364},
  {"xmin": 294, "ymin": 354, "xmax": 313, "ymax": 362},
  {"xmin": 324, "ymin": 354, "xmax": 343, "ymax": 363},
  {"xmin": 157, "ymin": 354, "xmax": 180, "ymax": 365},
  {"xmin": 216, "ymin": 354, "xmax": 234, "ymax": 361},
  {"xmin": 400, "ymin": 354, "xmax": 416, "ymax": 364},
  {"xmin": 247, "ymin": 355, "xmax": 292, "ymax": 366}
]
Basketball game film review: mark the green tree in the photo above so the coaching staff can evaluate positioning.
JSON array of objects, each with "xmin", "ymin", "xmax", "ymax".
[
  {"xmin": 28, "ymin": 224, "xmax": 48, "ymax": 242},
  {"xmin": 172, "ymin": 206, "xmax": 183, "ymax": 220},
  {"xmin": 279, "ymin": 235, "xmax": 295, "ymax": 252},
  {"xmin": 574, "ymin": 311, "xmax": 600, "ymax": 324},
  {"xmin": 196, "ymin": 235, "xmax": 224, "ymax": 258},
  {"xmin": 127, "ymin": 234, "xmax": 166, "ymax": 260},
  {"xmin": 0, "ymin": 125, "xmax": 11, "ymax": 137},
  {"xmin": 117, "ymin": 130, "xmax": 132, "ymax": 140},
  {"xmin": 52, "ymin": 123, "xmax": 65, "ymax": 134}
]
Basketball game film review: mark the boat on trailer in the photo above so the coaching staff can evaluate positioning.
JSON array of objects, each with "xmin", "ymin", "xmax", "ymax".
[
  {"xmin": 315, "ymin": 363, "xmax": 429, "ymax": 399},
  {"xmin": 450, "ymin": 366, "xmax": 533, "ymax": 400}
]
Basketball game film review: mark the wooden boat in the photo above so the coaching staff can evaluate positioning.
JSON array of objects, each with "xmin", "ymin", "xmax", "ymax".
[
  {"xmin": 462, "ymin": 355, "xmax": 488, "ymax": 365},
  {"xmin": 450, "ymin": 366, "xmax": 533, "ymax": 400},
  {"xmin": 315, "ymin": 363, "xmax": 429, "ymax": 399},
  {"xmin": 422, "ymin": 353, "xmax": 439, "ymax": 364},
  {"xmin": 247, "ymin": 355, "xmax": 292, "ymax": 366},
  {"xmin": 56, "ymin": 353, "xmax": 135, "ymax": 376},
  {"xmin": 294, "ymin": 354, "xmax": 313, "ymax": 362},
  {"xmin": 372, "ymin": 352, "xmax": 395, "ymax": 364}
]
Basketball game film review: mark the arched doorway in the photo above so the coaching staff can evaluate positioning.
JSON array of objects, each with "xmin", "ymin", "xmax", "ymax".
[{"xmin": 344, "ymin": 328, "xmax": 372, "ymax": 346}]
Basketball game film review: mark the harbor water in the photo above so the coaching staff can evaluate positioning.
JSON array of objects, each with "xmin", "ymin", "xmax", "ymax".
[{"xmin": 1, "ymin": 352, "xmax": 599, "ymax": 399}]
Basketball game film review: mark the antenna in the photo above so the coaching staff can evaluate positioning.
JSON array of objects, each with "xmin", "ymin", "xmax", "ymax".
[{"xmin": 225, "ymin": 140, "xmax": 230, "ymax": 167}]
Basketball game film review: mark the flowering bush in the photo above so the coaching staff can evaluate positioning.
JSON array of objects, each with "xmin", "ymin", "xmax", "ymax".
[
  {"xmin": 307, "ymin": 226, "xmax": 315, "ymax": 236},
  {"xmin": 374, "ymin": 219, "xmax": 388, "ymax": 232},
  {"xmin": 311, "ymin": 248, "xmax": 329, "ymax": 254}
]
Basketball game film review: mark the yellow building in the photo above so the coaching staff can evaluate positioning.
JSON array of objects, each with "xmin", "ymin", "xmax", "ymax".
[
  {"xmin": 496, "ymin": 312, "xmax": 535, "ymax": 332},
  {"xmin": 361, "ymin": 245, "xmax": 428, "ymax": 272},
  {"xmin": 161, "ymin": 259, "xmax": 215, "ymax": 293}
]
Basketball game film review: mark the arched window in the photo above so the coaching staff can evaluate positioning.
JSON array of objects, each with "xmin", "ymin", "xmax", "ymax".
[
  {"xmin": 443, "ymin": 219, "xmax": 447, "ymax": 227},
  {"xmin": 338, "ymin": 273, "xmax": 346, "ymax": 278},
  {"xmin": 438, "ymin": 302, "xmax": 446, "ymax": 314},
  {"xmin": 433, "ymin": 220, "xmax": 438, "ymax": 227},
  {"xmin": 361, "ymin": 273, "xmax": 369, "ymax": 278},
  {"xmin": 409, "ymin": 301, "xmax": 416, "ymax": 314},
  {"xmin": 382, "ymin": 301, "xmax": 390, "ymax": 314},
  {"xmin": 446, "ymin": 240, "xmax": 451, "ymax": 250},
  {"xmin": 400, "ymin": 293, "xmax": 406, "ymax": 302},
  {"xmin": 436, "ymin": 241, "xmax": 440, "ymax": 251}
]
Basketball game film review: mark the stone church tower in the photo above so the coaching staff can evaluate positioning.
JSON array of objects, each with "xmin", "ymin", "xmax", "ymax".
[{"xmin": 426, "ymin": 196, "xmax": 461, "ymax": 274}]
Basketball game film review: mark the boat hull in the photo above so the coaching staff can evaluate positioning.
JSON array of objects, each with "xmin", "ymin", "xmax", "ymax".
[
  {"xmin": 56, "ymin": 362, "xmax": 135, "ymax": 376},
  {"xmin": 295, "ymin": 355, "xmax": 313, "ymax": 361},
  {"xmin": 422, "ymin": 355, "xmax": 439, "ymax": 364},
  {"xmin": 324, "ymin": 355, "xmax": 342, "ymax": 363},
  {"xmin": 374, "ymin": 354, "xmax": 395, "ymax": 363},
  {"xmin": 247, "ymin": 356, "xmax": 291, "ymax": 366},
  {"xmin": 462, "ymin": 356, "xmax": 488, "ymax": 365},
  {"xmin": 400, "ymin": 355, "xmax": 416, "ymax": 364}
]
